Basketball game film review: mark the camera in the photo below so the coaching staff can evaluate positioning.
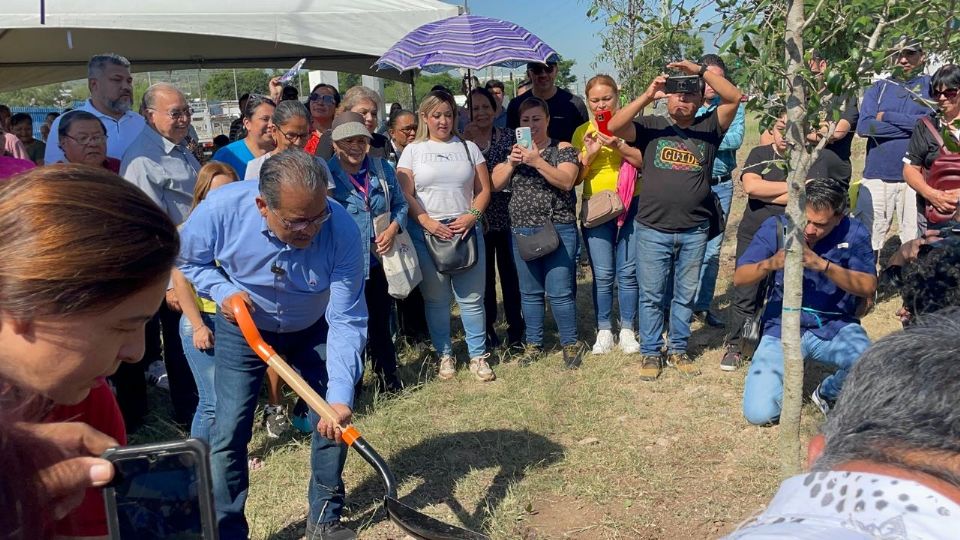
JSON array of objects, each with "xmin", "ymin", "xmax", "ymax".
[{"xmin": 665, "ymin": 75, "xmax": 702, "ymax": 95}]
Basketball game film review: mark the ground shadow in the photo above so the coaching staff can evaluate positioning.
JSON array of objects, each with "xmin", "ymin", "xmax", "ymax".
[{"xmin": 270, "ymin": 429, "xmax": 564, "ymax": 538}]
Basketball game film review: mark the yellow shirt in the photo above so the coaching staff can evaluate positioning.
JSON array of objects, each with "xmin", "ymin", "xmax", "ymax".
[{"xmin": 572, "ymin": 121, "xmax": 641, "ymax": 198}]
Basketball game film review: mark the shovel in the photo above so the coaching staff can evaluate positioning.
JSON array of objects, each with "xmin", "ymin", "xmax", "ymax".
[{"xmin": 226, "ymin": 297, "xmax": 489, "ymax": 540}]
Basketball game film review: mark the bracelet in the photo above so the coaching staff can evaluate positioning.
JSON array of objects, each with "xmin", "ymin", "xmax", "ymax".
[
  {"xmin": 468, "ymin": 208, "xmax": 483, "ymax": 219},
  {"xmin": 824, "ymin": 260, "xmax": 832, "ymax": 273}
]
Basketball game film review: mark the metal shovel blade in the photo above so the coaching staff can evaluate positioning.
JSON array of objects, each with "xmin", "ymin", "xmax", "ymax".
[{"xmin": 385, "ymin": 496, "xmax": 489, "ymax": 540}]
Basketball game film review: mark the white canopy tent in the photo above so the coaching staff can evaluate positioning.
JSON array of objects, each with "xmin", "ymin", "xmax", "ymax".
[{"xmin": 0, "ymin": 0, "xmax": 461, "ymax": 91}]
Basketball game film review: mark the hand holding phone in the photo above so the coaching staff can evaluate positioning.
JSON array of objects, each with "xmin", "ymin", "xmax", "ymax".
[
  {"xmin": 515, "ymin": 127, "xmax": 532, "ymax": 149},
  {"xmin": 595, "ymin": 110, "xmax": 612, "ymax": 136}
]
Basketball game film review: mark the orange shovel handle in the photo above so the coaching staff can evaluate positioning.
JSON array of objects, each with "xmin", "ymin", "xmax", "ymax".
[{"xmin": 226, "ymin": 296, "xmax": 360, "ymax": 446}]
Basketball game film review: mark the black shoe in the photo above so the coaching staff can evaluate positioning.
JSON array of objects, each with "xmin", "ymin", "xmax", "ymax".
[
  {"xmin": 562, "ymin": 342, "xmax": 585, "ymax": 369},
  {"xmin": 720, "ymin": 344, "xmax": 744, "ymax": 372},
  {"xmin": 695, "ymin": 310, "xmax": 724, "ymax": 328},
  {"xmin": 811, "ymin": 382, "xmax": 835, "ymax": 416},
  {"xmin": 305, "ymin": 520, "xmax": 357, "ymax": 540},
  {"xmin": 376, "ymin": 370, "xmax": 404, "ymax": 395},
  {"xmin": 486, "ymin": 329, "xmax": 502, "ymax": 348}
]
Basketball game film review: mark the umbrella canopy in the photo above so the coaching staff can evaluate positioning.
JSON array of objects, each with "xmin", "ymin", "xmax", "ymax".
[{"xmin": 374, "ymin": 14, "xmax": 558, "ymax": 73}]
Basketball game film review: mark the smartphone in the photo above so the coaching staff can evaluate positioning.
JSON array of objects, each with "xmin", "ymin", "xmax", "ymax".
[
  {"xmin": 516, "ymin": 127, "xmax": 532, "ymax": 149},
  {"xmin": 665, "ymin": 75, "xmax": 701, "ymax": 94},
  {"xmin": 103, "ymin": 439, "xmax": 218, "ymax": 540},
  {"xmin": 595, "ymin": 110, "xmax": 612, "ymax": 136},
  {"xmin": 278, "ymin": 58, "xmax": 306, "ymax": 84}
]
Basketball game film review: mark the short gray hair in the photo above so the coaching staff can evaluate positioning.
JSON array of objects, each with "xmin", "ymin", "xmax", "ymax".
[
  {"xmin": 259, "ymin": 149, "xmax": 329, "ymax": 208},
  {"xmin": 272, "ymin": 99, "xmax": 309, "ymax": 127},
  {"xmin": 141, "ymin": 82, "xmax": 185, "ymax": 112},
  {"xmin": 87, "ymin": 53, "xmax": 131, "ymax": 79},
  {"xmin": 814, "ymin": 311, "xmax": 960, "ymax": 486},
  {"xmin": 340, "ymin": 86, "xmax": 382, "ymax": 114}
]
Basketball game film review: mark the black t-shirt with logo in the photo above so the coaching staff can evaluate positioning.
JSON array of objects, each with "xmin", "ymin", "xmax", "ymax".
[
  {"xmin": 506, "ymin": 88, "xmax": 589, "ymax": 143},
  {"xmin": 628, "ymin": 111, "xmax": 724, "ymax": 232},
  {"xmin": 738, "ymin": 144, "xmax": 849, "ymax": 237}
]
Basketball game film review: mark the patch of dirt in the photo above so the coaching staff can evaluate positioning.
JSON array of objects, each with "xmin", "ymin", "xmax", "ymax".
[{"xmin": 511, "ymin": 496, "xmax": 635, "ymax": 539}]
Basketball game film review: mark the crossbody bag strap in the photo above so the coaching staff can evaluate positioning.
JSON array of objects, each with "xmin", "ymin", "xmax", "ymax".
[
  {"xmin": 757, "ymin": 219, "xmax": 785, "ymax": 312},
  {"xmin": 667, "ymin": 120, "xmax": 704, "ymax": 165},
  {"xmin": 460, "ymin": 137, "xmax": 475, "ymax": 167},
  {"xmin": 920, "ymin": 116, "xmax": 946, "ymax": 151},
  {"xmin": 370, "ymin": 157, "xmax": 389, "ymax": 209}
]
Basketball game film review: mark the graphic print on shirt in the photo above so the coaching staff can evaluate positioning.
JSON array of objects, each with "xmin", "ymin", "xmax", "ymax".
[
  {"xmin": 421, "ymin": 151, "xmax": 469, "ymax": 163},
  {"xmin": 653, "ymin": 139, "xmax": 705, "ymax": 172}
]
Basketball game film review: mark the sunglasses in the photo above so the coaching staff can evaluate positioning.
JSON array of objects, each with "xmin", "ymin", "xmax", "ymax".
[
  {"xmin": 528, "ymin": 64, "xmax": 556, "ymax": 75},
  {"xmin": 933, "ymin": 87, "xmax": 959, "ymax": 100},
  {"xmin": 309, "ymin": 93, "xmax": 337, "ymax": 105}
]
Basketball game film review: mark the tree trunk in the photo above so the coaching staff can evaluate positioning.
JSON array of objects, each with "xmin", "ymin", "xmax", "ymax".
[{"xmin": 779, "ymin": 0, "xmax": 808, "ymax": 478}]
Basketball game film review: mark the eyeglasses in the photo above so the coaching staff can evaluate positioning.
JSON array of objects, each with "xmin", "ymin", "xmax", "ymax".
[
  {"xmin": 528, "ymin": 64, "xmax": 556, "ymax": 75},
  {"xmin": 397, "ymin": 124, "xmax": 418, "ymax": 133},
  {"xmin": 149, "ymin": 108, "xmax": 194, "ymax": 121},
  {"xmin": 309, "ymin": 93, "xmax": 337, "ymax": 105},
  {"xmin": 64, "ymin": 133, "xmax": 106, "ymax": 146},
  {"xmin": 933, "ymin": 87, "xmax": 959, "ymax": 100},
  {"xmin": 275, "ymin": 124, "xmax": 309, "ymax": 144},
  {"xmin": 270, "ymin": 206, "xmax": 331, "ymax": 231}
]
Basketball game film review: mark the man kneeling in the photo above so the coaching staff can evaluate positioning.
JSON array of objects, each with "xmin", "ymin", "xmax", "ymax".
[{"xmin": 733, "ymin": 177, "xmax": 876, "ymax": 425}]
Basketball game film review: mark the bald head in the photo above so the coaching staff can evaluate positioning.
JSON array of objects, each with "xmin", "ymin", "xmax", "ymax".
[{"xmin": 142, "ymin": 83, "xmax": 192, "ymax": 143}]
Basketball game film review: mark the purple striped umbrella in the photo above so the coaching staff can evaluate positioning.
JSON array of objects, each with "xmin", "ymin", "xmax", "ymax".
[{"xmin": 374, "ymin": 14, "xmax": 558, "ymax": 73}]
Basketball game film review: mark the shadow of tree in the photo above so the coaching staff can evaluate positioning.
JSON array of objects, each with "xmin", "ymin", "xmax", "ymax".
[{"xmin": 270, "ymin": 429, "xmax": 564, "ymax": 538}]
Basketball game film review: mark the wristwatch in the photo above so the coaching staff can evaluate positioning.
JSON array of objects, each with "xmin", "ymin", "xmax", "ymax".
[{"xmin": 698, "ymin": 64, "xmax": 708, "ymax": 77}]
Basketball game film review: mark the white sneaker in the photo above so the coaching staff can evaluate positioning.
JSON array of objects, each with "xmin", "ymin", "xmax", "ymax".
[
  {"xmin": 146, "ymin": 360, "xmax": 169, "ymax": 390},
  {"xmin": 619, "ymin": 329, "xmax": 641, "ymax": 354},
  {"xmin": 437, "ymin": 355, "xmax": 457, "ymax": 380},
  {"xmin": 591, "ymin": 329, "xmax": 615, "ymax": 355},
  {"xmin": 469, "ymin": 353, "xmax": 496, "ymax": 382}
]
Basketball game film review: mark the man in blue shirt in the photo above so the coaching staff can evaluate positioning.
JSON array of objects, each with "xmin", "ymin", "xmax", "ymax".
[
  {"xmin": 178, "ymin": 149, "xmax": 367, "ymax": 539},
  {"xmin": 733, "ymin": 178, "xmax": 876, "ymax": 426},
  {"xmin": 693, "ymin": 54, "xmax": 746, "ymax": 328}
]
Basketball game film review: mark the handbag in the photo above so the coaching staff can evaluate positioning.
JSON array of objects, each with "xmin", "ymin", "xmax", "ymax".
[
  {"xmin": 514, "ymin": 219, "xmax": 560, "ymax": 261},
  {"xmin": 667, "ymin": 121, "xmax": 726, "ymax": 239},
  {"xmin": 423, "ymin": 139, "xmax": 480, "ymax": 275},
  {"xmin": 581, "ymin": 189, "xmax": 624, "ymax": 228},
  {"xmin": 919, "ymin": 116, "xmax": 960, "ymax": 225},
  {"xmin": 740, "ymin": 222, "xmax": 784, "ymax": 361},
  {"xmin": 369, "ymin": 158, "xmax": 422, "ymax": 298}
]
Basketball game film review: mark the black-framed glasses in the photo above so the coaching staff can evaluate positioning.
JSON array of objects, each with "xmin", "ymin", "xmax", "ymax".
[
  {"xmin": 933, "ymin": 87, "xmax": 959, "ymax": 100},
  {"xmin": 148, "ymin": 107, "xmax": 194, "ymax": 121},
  {"xmin": 63, "ymin": 133, "xmax": 106, "ymax": 146},
  {"xmin": 309, "ymin": 93, "xmax": 337, "ymax": 105},
  {"xmin": 269, "ymin": 206, "xmax": 330, "ymax": 231},
  {"xmin": 275, "ymin": 124, "xmax": 309, "ymax": 144}
]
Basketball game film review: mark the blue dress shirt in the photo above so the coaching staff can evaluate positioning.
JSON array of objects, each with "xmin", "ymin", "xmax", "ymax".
[{"xmin": 177, "ymin": 180, "xmax": 368, "ymax": 406}]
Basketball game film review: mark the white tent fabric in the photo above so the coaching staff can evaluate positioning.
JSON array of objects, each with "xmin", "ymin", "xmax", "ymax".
[{"xmin": 0, "ymin": 0, "xmax": 461, "ymax": 91}]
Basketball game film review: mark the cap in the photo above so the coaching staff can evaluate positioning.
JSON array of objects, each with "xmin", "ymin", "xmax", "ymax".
[
  {"xmin": 331, "ymin": 111, "xmax": 372, "ymax": 142},
  {"xmin": 892, "ymin": 35, "xmax": 923, "ymax": 53}
]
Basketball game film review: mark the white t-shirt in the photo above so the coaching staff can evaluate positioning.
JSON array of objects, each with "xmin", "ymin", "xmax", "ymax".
[
  {"xmin": 397, "ymin": 137, "xmax": 485, "ymax": 220},
  {"xmin": 244, "ymin": 152, "xmax": 334, "ymax": 189}
]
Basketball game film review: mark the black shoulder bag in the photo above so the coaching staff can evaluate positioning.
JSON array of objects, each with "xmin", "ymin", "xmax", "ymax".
[
  {"xmin": 423, "ymin": 139, "xmax": 480, "ymax": 275},
  {"xmin": 512, "ymin": 142, "xmax": 560, "ymax": 261},
  {"xmin": 667, "ymin": 121, "xmax": 726, "ymax": 239},
  {"xmin": 739, "ymin": 221, "xmax": 784, "ymax": 361}
]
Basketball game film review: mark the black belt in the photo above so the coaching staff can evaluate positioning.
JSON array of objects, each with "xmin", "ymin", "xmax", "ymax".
[{"xmin": 710, "ymin": 174, "xmax": 732, "ymax": 186}]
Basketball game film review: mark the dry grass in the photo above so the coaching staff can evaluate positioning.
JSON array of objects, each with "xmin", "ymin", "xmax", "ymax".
[{"xmin": 135, "ymin": 116, "xmax": 907, "ymax": 539}]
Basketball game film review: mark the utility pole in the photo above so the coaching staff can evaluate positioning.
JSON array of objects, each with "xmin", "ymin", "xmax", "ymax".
[{"xmin": 232, "ymin": 69, "xmax": 239, "ymax": 101}]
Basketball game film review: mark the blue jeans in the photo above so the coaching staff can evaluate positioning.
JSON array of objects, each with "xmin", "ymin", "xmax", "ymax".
[
  {"xmin": 742, "ymin": 324, "xmax": 870, "ymax": 425},
  {"xmin": 512, "ymin": 222, "xmax": 579, "ymax": 346},
  {"xmin": 636, "ymin": 222, "xmax": 709, "ymax": 355},
  {"xmin": 180, "ymin": 312, "xmax": 216, "ymax": 442},
  {"xmin": 409, "ymin": 221, "xmax": 487, "ymax": 358},
  {"xmin": 210, "ymin": 315, "xmax": 348, "ymax": 537},
  {"xmin": 582, "ymin": 196, "xmax": 639, "ymax": 331},
  {"xmin": 694, "ymin": 180, "xmax": 734, "ymax": 312}
]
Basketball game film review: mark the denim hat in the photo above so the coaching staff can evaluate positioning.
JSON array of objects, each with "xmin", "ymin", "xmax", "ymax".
[{"xmin": 331, "ymin": 111, "xmax": 372, "ymax": 142}]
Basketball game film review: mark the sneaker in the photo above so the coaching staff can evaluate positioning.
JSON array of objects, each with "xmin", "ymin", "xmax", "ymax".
[
  {"xmin": 591, "ymin": 329, "xmax": 615, "ymax": 355},
  {"xmin": 469, "ymin": 354, "xmax": 496, "ymax": 382},
  {"xmin": 618, "ymin": 328, "xmax": 641, "ymax": 354},
  {"xmin": 694, "ymin": 310, "xmax": 724, "ymax": 328},
  {"xmin": 639, "ymin": 355, "xmax": 662, "ymax": 381},
  {"xmin": 145, "ymin": 360, "xmax": 169, "ymax": 390},
  {"xmin": 720, "ymin": 344, "xmax": 744, "ymax": 372},
  {"xmin": 305, "ymin": 520, "xmax": 357, "ymax": 540},
  {"xmin": 811, "ymin": 382, "xmax": 835, "ymax": 416},
  {"xmin": 263, "ymin": 404, "xmax": 289, "ymax": 439},
  {"xmin": 666, "ymin": 352, "xmax": 701, "ymax": 376},
  {"xmin": 562, "ymin": 342, "xmax": 585, "ymax": 369},
  {"xmin": 437, "ymin": 355, "xmax": 457, "ymax": 380}
]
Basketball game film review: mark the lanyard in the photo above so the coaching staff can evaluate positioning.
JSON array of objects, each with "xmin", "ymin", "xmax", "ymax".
[{"xmin": 347, "ymin": 168, "xmax": 370, "ymax": 210}]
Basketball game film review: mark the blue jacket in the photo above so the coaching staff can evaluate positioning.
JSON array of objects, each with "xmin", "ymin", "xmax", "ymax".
[
  {"xmin": 856, "ymin": 74, "xmax": 931, "ymax": 181},
  {"xmin": 327, "ymin": 155, "xmax": 408, "ymax": 278}
]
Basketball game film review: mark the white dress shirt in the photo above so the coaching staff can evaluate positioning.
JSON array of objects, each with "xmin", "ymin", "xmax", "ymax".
[{"xmin": 44, "ymin": 99, "xmax": 145, "ymax": 164}]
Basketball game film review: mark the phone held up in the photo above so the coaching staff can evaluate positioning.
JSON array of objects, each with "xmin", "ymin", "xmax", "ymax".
[
  {"xmin": 516, "ymin": 127, "xmax": 533, "ymax": 149},
  {"xmin": 665, "ymin": 75, "xmax": 701, "ymax": 95},
  {"xmin": 595, "ymin": 110, "xmax": 612, "ymax": 136},
  {"xmin": 103, "ymin": 439, "xmax": 218, "ymax": 540}
]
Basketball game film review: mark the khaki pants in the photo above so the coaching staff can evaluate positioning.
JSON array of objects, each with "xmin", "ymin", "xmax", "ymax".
[{"xmin": 854, "ymin": 178, "xmax": 919, "ymax": 251}]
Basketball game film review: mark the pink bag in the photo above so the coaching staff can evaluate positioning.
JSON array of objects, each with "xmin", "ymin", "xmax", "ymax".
[{"xmin": 616, "ymin": 160, "xmax": 637, "ymax": 227}]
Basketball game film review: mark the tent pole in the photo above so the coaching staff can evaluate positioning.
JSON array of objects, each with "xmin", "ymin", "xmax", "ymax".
[{"xmin": 410, "ymin": 71, "xmax": 417, "ymax": 110}]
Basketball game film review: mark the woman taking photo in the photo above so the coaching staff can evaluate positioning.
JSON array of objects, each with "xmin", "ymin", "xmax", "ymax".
[
  {"xmin": 328, "ymin": 112, "xmax": 408, "ymax": 393},
  {"xmin": 212, "ymin": 94, "xmax": 276, "ymax": 178},
  {"xmin": 492, "ymin": 97, "xmax": 583, "ymax": 368},
  {"xmin": 397, "ymin": 90, "xmax": 493, "ymax": 382},
  {"xmin": 304, "ymin": 83, "xmax": 340, "ymax": 156},
  {"xmin": 463, "ymin": 87, "xmax": 525, "ymax": 350},
  {"xmin": 573, "ymin": 75, "xmax": 644, "ymax": 356}
]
